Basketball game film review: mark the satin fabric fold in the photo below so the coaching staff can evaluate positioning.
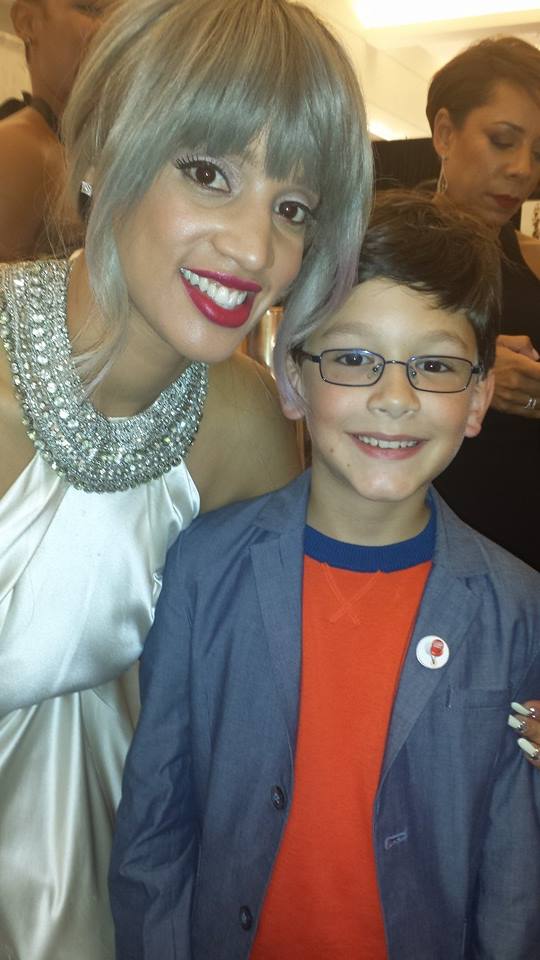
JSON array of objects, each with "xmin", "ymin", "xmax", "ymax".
[{"xmin": 0, "ymin": 454, "xmax": 199, "ymax": 960}]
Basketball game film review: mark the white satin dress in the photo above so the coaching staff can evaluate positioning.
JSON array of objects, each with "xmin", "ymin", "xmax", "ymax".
[{"xmin": 0, "ymin": 451, "xmax": 199, "ymax": 960}]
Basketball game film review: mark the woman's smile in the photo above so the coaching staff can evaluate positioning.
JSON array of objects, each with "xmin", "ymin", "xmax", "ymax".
[{"xmin": 179, "ymin": 267, "xmax": 262, "ymax": 328}]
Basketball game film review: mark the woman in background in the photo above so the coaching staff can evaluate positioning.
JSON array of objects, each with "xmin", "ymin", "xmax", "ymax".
[
  {"xmin": 425, "ymin": 36, "xmax": 540, "ymax": 764},
  {"xmin": 0, "ymin": 0, "xmax": 104, "ymax": 260},
  {"xmin": 0, "ymin": 1, "xmax": 372, "ymax": 957},
  {"xmin": 427, "ymin": 37, "xmax": 540, "ymax": 571}
]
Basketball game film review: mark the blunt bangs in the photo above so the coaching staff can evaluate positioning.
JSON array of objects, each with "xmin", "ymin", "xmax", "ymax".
[{"xmin": 87, "ymin": 0, "xmax": 357, "ymax": 211}]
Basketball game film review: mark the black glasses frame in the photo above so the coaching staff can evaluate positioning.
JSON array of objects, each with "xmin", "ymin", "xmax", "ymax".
[{"xmin": 293, "ymin": 347, "xmax": 483, "ymax": 394}]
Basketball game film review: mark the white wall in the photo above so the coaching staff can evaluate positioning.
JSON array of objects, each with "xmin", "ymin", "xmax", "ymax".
[
  {"xmin": 304, "ymin": 0, "xmax": 434, "ymax": 139},
  {"xmin": 0, "ymin": 30, "xmax": 29, "ymax": 102},
  {"xmin": 345, "ymin": 37, "xmax": 433, "ymax": 139}
]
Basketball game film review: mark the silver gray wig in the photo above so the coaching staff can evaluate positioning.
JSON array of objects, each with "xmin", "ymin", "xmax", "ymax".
[{"xmin": 62, "ymin": 0, "xmax": 373, "ymax": 384}]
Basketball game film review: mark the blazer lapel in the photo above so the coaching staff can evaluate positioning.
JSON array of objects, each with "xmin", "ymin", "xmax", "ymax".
[
  {"xmin": 249, "ymin": 473, "xmax": 310, "ymax": 749},
  {"xmin": 380, "ymin": 492, "xmax": 486, "ymax": 781},
  {"xmin": 380, "ymin": 567, "xmax": 482, "ymax": 779}
]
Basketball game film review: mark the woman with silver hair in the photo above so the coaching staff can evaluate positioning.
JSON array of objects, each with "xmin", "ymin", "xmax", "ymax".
[{"xmin": 0, "ymin": 1, "xmax": 372, "ymax": 956}]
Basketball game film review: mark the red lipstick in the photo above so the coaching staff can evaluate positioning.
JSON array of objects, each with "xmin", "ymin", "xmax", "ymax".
[
  {"xmin": 490, "ymin": 194, "xmax": 521, "ymax": 211},
  {"xmin": 189, "ymin": 268, "xmax": 262, "ymax": 293},
  {"xmin": 180, "ymin": 268, "xmax": 261, "ymax": 329}
]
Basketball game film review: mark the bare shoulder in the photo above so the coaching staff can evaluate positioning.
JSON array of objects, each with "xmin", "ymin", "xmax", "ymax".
[
  {"xmin": 0, "ymin": 113, "xmax": 62, "ymax": 260},
  {"xmin": 0, "ymin": 115, "xmax": 48, "ymax": 184},
  {"xmin": 186, "ymin": 352, "xmax": 302, "ymax": 513},
  {"xmin": 516, "ymin": 231, "xmax": 540, "ymax": 280},
  {"xmin": 210, "ymin": 350, "xmax": 289, "ymax": 416}
]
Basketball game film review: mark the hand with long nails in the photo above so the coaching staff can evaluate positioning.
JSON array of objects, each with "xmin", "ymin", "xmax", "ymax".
[{"xmin": 508, "ymin": 701, "xmax": 540, "ymax": 766}]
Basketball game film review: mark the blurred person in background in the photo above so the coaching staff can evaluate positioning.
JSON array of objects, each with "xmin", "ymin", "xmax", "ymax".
[
  {"xmin": 427, "ymin": 38, "xmax": 540, "ymax": 571},
  {"xmin": 0, "ymin": 0, "xmax": 104, "ymax": 260},
  {"xmin": 426, "ymin": 36, "xmax": 540, "ymax": 767}
]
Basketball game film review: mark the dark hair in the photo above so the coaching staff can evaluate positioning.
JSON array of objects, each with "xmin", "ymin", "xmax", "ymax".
[
  {"xmin": 356, "ymin": 190, "xmax": 501, "ymax": 372},
  {"xmin": 426, "ymin": 36, "xmax": 540, "ymax": 131}
]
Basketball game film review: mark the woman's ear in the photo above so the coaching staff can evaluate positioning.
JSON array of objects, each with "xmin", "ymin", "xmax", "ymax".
[
  {"xmin": 432, "ymin": 107, "xmax": 455, "ymax": 160},
  {"xmin": 464, "ymin": 369, "xmax": 495, "ymax": 438},
  {"xmin": 11, "ymin": 1, "xmax": 39, "ymax": 46},
  {"xmin": 279, "ymin": 354, "xmax": 306, "ymax": 421}
]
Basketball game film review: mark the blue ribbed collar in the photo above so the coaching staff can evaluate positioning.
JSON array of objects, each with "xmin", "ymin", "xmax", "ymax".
[{"xmin": 304, "ymin": 500, "xmax": 436, "ymax": 573}]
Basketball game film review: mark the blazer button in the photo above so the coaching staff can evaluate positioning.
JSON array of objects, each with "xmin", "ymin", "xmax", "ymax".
[
  {"xmin": 239, "ymin": 905, "xmax": 253, "ymax": 931},
  {"xmin": 271, "ymin": 785, "xmax": 287, "ymax": 810}
]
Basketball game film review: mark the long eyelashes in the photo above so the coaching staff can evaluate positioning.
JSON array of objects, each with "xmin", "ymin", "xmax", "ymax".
[{"xmin": 174, "ymin": 155, "xmax": 229, "ymax": 191}]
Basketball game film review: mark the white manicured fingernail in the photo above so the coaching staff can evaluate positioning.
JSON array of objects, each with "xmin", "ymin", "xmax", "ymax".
[
  {"xmin": 517, "ymin": 738, "xmax": 540, "ymax": 759},
  {"xmin": 508, "ymin": 714, "xmax": 525, "ymax": 731},
  {"xmin": 511, "ymin": 701, "xmax": 533, "ymax": 717}
]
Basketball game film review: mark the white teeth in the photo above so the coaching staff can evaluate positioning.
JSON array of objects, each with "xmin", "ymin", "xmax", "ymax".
[
  {"xmin": 358, "ymin": 435, "xmax": 418, "ymax": 449},
  {"xmin": 180, "ymin": 268, "xmax": 248, "ymax": 309}
]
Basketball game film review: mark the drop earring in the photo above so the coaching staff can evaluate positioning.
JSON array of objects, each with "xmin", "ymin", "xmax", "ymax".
[
  {"xmin": 80, "ymin": 180, "xmax": 93, "ymax": 198},
  {"xmin": 437, "ymin": 158, "xmax": 448, "ymax": 195}
]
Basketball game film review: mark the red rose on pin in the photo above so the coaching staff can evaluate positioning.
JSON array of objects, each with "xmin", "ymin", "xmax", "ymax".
[{"xmin": 430, "ymin": 638, "xmax": 445, "ymax": 659}]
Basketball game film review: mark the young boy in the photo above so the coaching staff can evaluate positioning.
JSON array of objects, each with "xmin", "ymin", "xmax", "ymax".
[{"xmin": 110, "ymin": 193, "xmax": 540, "ymax": 960}]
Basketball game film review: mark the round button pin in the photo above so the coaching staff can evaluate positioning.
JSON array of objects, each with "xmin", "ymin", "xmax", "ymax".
[{"xmin": 416, "ymin": 635, "xmax": 449, "ymax": 670}]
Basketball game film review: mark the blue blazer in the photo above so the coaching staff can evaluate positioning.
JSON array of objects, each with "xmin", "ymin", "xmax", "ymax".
[{"xmin": 110, "ymin": 473, "xmax": 540, "ymax": 959}]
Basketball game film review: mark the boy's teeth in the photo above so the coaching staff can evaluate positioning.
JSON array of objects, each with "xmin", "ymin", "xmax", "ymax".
[
  {"xmin": 359, "ymin": 435, "xmax": 418, "ymax": 449},
  {"xmin": 181, "ymin": 269, "xmax": 248, "ymax": 309}
]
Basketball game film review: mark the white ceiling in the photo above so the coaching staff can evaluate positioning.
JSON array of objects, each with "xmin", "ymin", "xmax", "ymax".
[
  {"xmin": 1, "ymin": 1, "xmax": 539, "ymax": 63},
  {"xmin": 307, "ymin": 0, "xmax": 540, "ymax": 79}
]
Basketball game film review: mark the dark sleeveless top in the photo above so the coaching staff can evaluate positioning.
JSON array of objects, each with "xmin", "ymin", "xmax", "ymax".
[
  {"xmin": 0, "ymin": 93, "xmax": 59, "ymax": 134},
  {"xmin": 435, "ymin": 224, "xmax": 540, "ymax": 570}
]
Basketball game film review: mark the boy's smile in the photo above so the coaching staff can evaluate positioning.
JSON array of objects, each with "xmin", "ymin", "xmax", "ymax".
[{"xmin": 285, "ymin": 278, "xmax": 494, "ymax": 544}]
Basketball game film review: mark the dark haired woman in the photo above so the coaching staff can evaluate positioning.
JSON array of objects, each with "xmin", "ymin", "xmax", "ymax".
[
  {"xmin": 425, "ymin": 36, "xmax": 540, "ymax": 768},
  {"xmin": 426, "ymin": 37, "xmax": 540, "ymax": 571}
]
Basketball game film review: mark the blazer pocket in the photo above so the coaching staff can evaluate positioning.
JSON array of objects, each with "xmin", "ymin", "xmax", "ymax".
[{"xmin": 448, "ymin": 687, "xmax": 510, "ymax": 710}]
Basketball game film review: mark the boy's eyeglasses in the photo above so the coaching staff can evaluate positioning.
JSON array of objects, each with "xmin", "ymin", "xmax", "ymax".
[{"xmin": 293, "ymin": 348, "xmax": 483, "ymax": 394}]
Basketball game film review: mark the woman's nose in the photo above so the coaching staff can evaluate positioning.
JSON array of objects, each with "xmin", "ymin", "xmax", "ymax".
[
  {"xmin": 213, "ymin": 199, "xmax": 275, "ymax": 274},
  {"xmin": 506, "ymin": 144, "xmax": 536, "ymax": 182}
]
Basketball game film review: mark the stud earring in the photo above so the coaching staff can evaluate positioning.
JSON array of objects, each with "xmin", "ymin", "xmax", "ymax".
[
  {"xmin": 437, "ymin": 158, "xmax": 448, "ymax": 195},
  {"xmin": 80, "ymin": 180, "xmax": 93, "ymax": 198},
  {"xmin": 78, "ymin": 180, "xmax": 93, "ymax": 222}
]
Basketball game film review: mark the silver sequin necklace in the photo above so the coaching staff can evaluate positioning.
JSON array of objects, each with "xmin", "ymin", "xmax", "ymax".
[{"xmin": 0, "ymin": 259, "xmax": 208, "ymax": 493}]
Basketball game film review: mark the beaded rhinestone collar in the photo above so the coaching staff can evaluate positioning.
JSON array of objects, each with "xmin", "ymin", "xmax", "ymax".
[{"xmin": 0, "ymin": 259, "xmax": 208, "ymax": 493}]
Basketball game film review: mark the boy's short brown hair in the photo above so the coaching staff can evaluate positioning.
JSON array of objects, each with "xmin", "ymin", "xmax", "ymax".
[{"xmin": 357, "ymin": 191, "xmax": 501, "ymax": 373}]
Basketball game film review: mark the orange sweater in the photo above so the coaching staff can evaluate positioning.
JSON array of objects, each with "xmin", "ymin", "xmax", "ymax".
[{"xmin": 251, "ymin": 527, "xmax": 432, "ymax": 960}]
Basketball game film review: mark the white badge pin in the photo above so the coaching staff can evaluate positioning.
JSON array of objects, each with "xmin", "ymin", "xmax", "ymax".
[{"xmin": 416, "ymin": 635, "xmax": 449, "ymax": 670}]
